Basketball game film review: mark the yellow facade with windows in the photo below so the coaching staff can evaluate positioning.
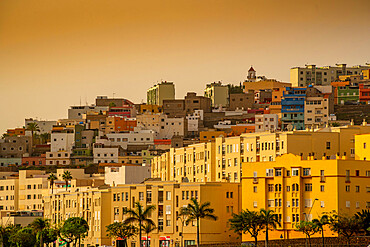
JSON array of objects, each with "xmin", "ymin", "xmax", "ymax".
[
  {"xmin": 241, "ymin": 154, "xmax": 370, "ymax": 241},
  {"xmin": 152, "ymin": 125, "xmax": 370, "ymax": 183},
  {"xmin": 354, "ymin": 133, "xmax": 370, "ymax": 160},
  {"xmin": 43, "ymin": 181, "xmax": 241, "ymax": 247}
]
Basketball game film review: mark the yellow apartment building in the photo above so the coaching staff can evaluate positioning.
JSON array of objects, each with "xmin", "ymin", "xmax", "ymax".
[
  {"xmin": 43, "ymin": 181, "xmax": 241, "ymax": 247},
  {"xmin": 110, "ymin": 181, "xmax": 240, "ymax": 247},
  {"xmin": 354, "ymin": 133, "xmax": 370, "ymax": 160},
  {"xmin": 152, "ymin": 142, "xmax": 216, "ymax": 183},
  {"xmin": 0, "ymin": 176, "xmax": 18, "ymax": 211},
  {"xmin": 43, "ymin": 186, "xmax": 112, "ymax": 246},
  {"xmin": 241, "ymin": 154, "xmax": 370, "ymax": 241},
  {"xmin": 152, "ymin": 125, "xmax": 370, "ymax": 183},
  {"xmin": 18, "ymin": 170, "xmax": 48, "ymax": 211}
]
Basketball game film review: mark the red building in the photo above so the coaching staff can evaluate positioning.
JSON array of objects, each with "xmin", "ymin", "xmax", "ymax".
[
  {"xmin": 114, "ymin": 117, "xmax": 137, "ymax": 131},
  {"xmin": 359, "ymin": 83, "xmax": 370, "ymax": 104},
  {"xmin": 22, "ymin": 154, "xmax": 46, "ymax": 166}
]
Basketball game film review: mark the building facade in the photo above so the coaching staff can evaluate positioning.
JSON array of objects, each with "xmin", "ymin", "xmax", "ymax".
[
  {"xmin": 241, "ymin": 154, "xmax": 370, "ymax": 241},
  {"xmin": 147, "ymin": 81, "xmax": 175, "ymax": 106},
  {"xmin": 290, "ymin": 64, "xmax": 370, "ymax": 87}
]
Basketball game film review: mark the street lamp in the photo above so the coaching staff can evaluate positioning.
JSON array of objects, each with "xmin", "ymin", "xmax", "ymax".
[
  {"xmin": 307, "ymin": 198, "xmax": 319, "ymax": 220},
  {"xmin": 177, "ymin": 215, "xmax": 185, "ymax": 247},
  {"xmin": 302, "ymin": 198, "xmax": 319, "ymax": 247}
]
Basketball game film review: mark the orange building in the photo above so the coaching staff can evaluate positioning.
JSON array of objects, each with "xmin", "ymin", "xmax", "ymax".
[
  {"xmin": 6, "ymin": 128, "xmax": 25, "ymax": 136},
  {"xmin": 114, "ymin": 117, "xmax": 137, "ymax": 132},
  {"xmin": 230, "ymin": 125, "xmax": 255, "ymax": 136},
  {"xmin": 106, "ymin": 116, "xmax": 137, "ymax": 133},
  {"xmin": 270, "ymin": 88, "xmax": 285, "ymax": 115},
  {"xmin": 199, "ymin": 130, "xmax": 226, "ymax": 142}
]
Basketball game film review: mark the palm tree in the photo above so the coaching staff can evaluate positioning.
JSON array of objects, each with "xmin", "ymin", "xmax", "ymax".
[
  {"xmin": 62, "ymin": 171, "xmax": 72, "ymax": 191},
  {"xmin": 296, "ymin": 221, "xmax": 318, "ymax": 247},
  {"xmin": 31, "ymin": 218, "xmax": 50, "ymax": 247},
  {"xmin": 180, "ymin": 198, "xmax": 217, "ymax": 247},
  {"xmin": 260, "ymin": 209, "xmax": 280, "ymax": 247},
  {"xmin": 142, "ymin": 223, "xmax": 156, "ymax": 247},
  {"xmin": 26, "ymin": 122, "xmax": 40, "ymax": 144},
  {"xmin": 0, "ymin": 225, "xmax": 6, "ymax": 247},
  {"xmin": 229, "ymin": 209, "xmax": 264, "ymax": 246},
  {"xmin": 106, "ymin": 222, "xmax": 136, "ymax": 247},
  {"xmin": 123, "ymin": 202, "xmax": 156, "ymax": 247},
  {"xmin": 48, "ymin": 173, "xmax": 57, "ymax": 194},
  {"xmin": 39, "ymin": 133, "xmax": 50, "ymax": 144},
  {"xmin": 355, "ymin": 209, "xmax": 370, "ymax": 235},
  {"xmin": 312, "ymin": 215, "xmax": 329, "ymax": 247}
]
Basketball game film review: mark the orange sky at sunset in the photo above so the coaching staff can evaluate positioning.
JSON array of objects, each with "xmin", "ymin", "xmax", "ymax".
[{"xmin": 0, "ymin": 0, "xmax": 369, "ymax": 132}]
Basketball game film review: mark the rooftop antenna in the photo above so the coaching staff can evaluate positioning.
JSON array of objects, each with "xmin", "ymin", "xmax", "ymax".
[
  {"xmin": 113, "ymin": 93, "xmax": 116, "ymax": 99},
  {"xmin": 80, "ymin": 96, "xmax": 82, "ymax": 106}
]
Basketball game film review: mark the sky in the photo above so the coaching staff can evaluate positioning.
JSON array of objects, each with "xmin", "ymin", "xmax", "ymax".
[{"xmin": 0, "ymin": 0, "xmax": 370, "ymax": 133}]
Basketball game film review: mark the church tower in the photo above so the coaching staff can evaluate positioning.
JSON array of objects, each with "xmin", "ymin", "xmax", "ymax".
[{"xmin": 247, "ymin": 66, "xmax": 256, "ymax": 82}]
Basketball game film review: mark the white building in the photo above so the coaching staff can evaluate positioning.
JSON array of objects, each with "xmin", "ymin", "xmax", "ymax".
[
  {"xmin": 255, "ymin": 114, "xmax": 279, "ymax": 132},
  {"xmin": 25, "ymin": 118, "xmax": 57, "ymax": 134},
  {"xmin": 304, "ymin": 96, "xmax": 329, "ymax": 128},
  {"xmin": 51, "ymin": 132, "xmax": 75, "ymax": 153},
  {"xmin": 45, "ymin": 151, "xmax": 71, "ymax": 165},
  {"xmin": 104, "ymin": 128, "xmax": 155, "ymax": 150},
  {"xmin": 186, "ymin": 110, "xmax": 203, "ymax": 134},
  {"xmin": 104, "ymin": 165, "xmax": 151, "ymax": 186},
  {"xmin": 136, "ymin": 114, "xmax": 184, "ymax": 139},
  {"xmin": 93, "ymin": 144, "xmax": 121, "ymax": 164}
]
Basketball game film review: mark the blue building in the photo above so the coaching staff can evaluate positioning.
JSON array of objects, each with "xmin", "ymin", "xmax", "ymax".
[{"xmin": 281, "ymin": 87, "xmax": 307, "ymax": 130}]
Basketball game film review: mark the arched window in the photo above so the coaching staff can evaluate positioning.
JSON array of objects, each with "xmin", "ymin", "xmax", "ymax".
[
  {"xmin": 292, "ymin": 183, "xmax": 299, "ymax": 191},
  {"xmin": 275, "ymin": 184, "xmax": 282, "ymax": 192}
]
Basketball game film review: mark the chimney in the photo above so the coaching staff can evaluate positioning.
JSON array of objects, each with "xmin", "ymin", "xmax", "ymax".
[
  {"xmin": 362, "ymin": 119, "xmax": 367, "ymax": 126},
  {"xmin": 350, "ymin": 119, "xmax": 354, "ymax": 126}
]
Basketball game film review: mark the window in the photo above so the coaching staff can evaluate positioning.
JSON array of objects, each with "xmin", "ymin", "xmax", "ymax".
[
  {"xmin": 320, "ymin": 185, "xmax": 325, "ymax": 192},
  {"xmin": 345, "ymin": 185, "xmax": 350, "ymax": 192},
  {"xmin": 158, "ymin": 219, "xmax": 163, "ymax": 231},
  {"xmin": 146, "ymin": 191, "xmax": 152, "ymax": 202},
  {"xmin": 286, "ymin": 186, "xmax": 290, "ymax": 192},
  {"xmin": 275, "ymin": 169, "xmax": 282, "ymax": 176},
  {"xmin": 326, "ymin": 142, "xmax": 331, "ymax": 150},
  {"xmin": 266, "ymin": 169, "xmax": 274, "ymax": 177},
  {"xmin": 303, "ymin": 168, "xmax": 311, "ymax": 176},
  {"xmin": 166, "ymin": 205, "xmax": 171, "ymax": 215},
  {"xmin": 268, "ymin": 199, "xmax": 274, "ymax": 207},
  {"xmin": 275, "ymin": 184, "xmax": 282, "ymax": 192},
  {"xmin": 304, "ymin": 199, "xmax": 312, "ymax": 208},
  {"xmin": 253, "ymin": 186, "xmax": 257, "ymax": 193},
  {"xmin": 166, "ymin": 191, "xmax": 171, "ymax": 201},
  {"xmin": 253, "ymin": 201, "xmax": 257, "ymax": 208},
  {"xmin": 346, "ymin": 201, "xmax": 350, "ymax": 208},
  {"xmin": 268, "ymin": 184, "xmax": 274, "ymax": 192},
  {"xmin": 292, "ymin": 168, "xmax": 299, "ymax": 176},
  {"xmin": 230, "ymin": 192, "xmax": 233, "ymax": 198},
  {"xmin": 346, "ymin": 170, "xmax": 350, "ymax": 182},
  {"xmin": 356, "ymin": 186, "xmax": 360, "ymax": 192},
  {"xmin": 292, "ymin": 183, "xmax": 299, "ymax": 191},
  {"xmin": 305, "ymin": 183, "xmax": 312, "ymax": 191}
]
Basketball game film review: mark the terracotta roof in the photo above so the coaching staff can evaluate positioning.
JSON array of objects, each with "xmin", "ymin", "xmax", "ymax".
[{"xmin": 248, "ymin": 66, "xmax": 255, "ymax": 72}]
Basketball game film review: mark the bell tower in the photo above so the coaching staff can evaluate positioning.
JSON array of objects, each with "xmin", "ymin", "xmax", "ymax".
[{"xmin": 247, "ymin": 66, "xmax": 256, "ymax": 82}]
